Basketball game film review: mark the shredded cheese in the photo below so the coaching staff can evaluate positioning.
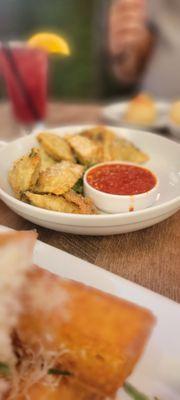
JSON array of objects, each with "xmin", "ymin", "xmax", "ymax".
[{"xmin": 9, "ymin": 344, "xmax": 71, "ymax": 399}]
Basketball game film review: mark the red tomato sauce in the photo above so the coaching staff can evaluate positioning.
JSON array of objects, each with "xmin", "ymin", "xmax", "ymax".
[{"xmin": 87, "ymin": 164, "xmax": 157, "ymax": 195}]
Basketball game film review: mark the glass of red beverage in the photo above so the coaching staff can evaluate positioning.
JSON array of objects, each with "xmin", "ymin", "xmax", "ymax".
[{"xmin": 0, "ymin": 42, "xmax": 48, "ymax": 128}]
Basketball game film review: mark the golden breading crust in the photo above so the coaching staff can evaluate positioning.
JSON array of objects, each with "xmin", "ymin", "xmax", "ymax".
[
  {"xmin": 12, "ymin": 377, "xmax": 106, "ymax": 400},
  {"xmin": 64, "ymin": 190, "xmax": 97, "ymax": 214},
  {"xmin": 81, "ymin": 126, "xmax": 148, "ymax": 164},
  {"xmin": 81, "ymin": 126, "xmax": 116, "ymax": 162},
  {"xmin": 35, "ymin": 161, "xmax": 84, "ymax": 195},
  {"xmin": 111, "ymin": 138, "xmax": 149, "ymax": 164},
  {"xmin": 39, "ymin": 147, "xmax": 56, "ymax": 172},
  {"xmin": 38, "ymin": 132, "xmax": 74, "ymax": 162},
  {"xmin": 17, "ymin": 267, "xmax": 155, "ymax": 397},
  {"xmin": 24, "ymin": 192, "xmax": 81, "ymax": 214},
  {"xmin": 8, "ymin": 148, "xmax": 41, "ymax": 198},
  {"xmin": 81, "ymin": 126, "xmax": 116, "ymax": 142},
  {"xmin": 24, "ymin": 191, "xmax": 97, "ymax": 214},
  {"xmin": 66, "ymin": 135, "xmax": 100, "ymax": 165}
]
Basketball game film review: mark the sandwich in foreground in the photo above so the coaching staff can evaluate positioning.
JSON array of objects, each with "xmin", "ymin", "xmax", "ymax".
[
  {"xmin": 0, "ymin": 230, "xmax": 155, "ymax": 399},
  {"xmin": 0, "ymin": 231, "xmax": 37, "ymax": 399}
]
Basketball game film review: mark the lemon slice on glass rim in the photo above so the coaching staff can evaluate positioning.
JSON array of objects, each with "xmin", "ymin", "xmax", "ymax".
[{"xmin": 28, "ymin": 32, "xmax": 70, "ymax": 55}]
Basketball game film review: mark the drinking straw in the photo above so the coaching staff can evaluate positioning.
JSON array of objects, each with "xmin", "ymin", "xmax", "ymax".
[{"xmin": 1, "ymin": 43, "xmax": 40, "ymax": 121}]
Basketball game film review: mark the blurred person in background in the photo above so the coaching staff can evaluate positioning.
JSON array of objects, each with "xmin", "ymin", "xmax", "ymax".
[
  {"xmin": 104, "ymin": 0, "xmax": 180, "ymax": 99},
  {"xmin": 0, "ymin": 0, "xmax": 180, "ymax": 101}
]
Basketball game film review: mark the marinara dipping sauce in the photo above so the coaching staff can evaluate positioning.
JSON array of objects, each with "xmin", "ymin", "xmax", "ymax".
[
  {"xmin": 86, "ymin": 163, "xmax": 157, "ymax": 196},
  {"xmin": 84, "ymin": 162, "xmax": 158, "ymax": 213}
]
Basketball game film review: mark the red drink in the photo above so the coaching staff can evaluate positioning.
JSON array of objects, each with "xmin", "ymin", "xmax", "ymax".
[{"xmin": 0, "ymin": 43, "xmax": 48, "ymax": 124}]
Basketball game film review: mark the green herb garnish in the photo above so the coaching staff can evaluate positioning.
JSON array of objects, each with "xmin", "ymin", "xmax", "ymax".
[
  {"xmin": 124, "ymin": 382, "xmax": 151, "ymax": 400},
  {"xmin": 48, "ymin": 368, "xmax": 72, "ymax": 376},
  {"xmin": 0, "ymin": 362, "xmax": 11, "ymax": 376},
  {"xmin": 72, "ymin": 165, "xmax": 96, "ymax": 195},
  {"xmin": 72, "ymin": 177, "xmax": 84, "ymax": 194}
]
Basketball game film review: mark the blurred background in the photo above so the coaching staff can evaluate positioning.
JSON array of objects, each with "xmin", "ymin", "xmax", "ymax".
[
  {"xmin": 0, "ymin": 0, "xmax": 180, "ymax": 102},
  {"xmin": 0, "ymin": 0, "xmax": 102, "ymax": 100}
]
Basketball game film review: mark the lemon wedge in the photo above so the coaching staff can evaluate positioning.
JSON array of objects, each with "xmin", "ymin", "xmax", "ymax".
[{"xmin": 28, "ymin": 32, "xmax": 70, "ymax": 55}]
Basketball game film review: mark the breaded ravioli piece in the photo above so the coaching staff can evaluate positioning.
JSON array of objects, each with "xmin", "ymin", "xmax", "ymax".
[
  {"xmin": 9, "ymin": 148, "xmax": 41, "ymax": 198},
  {"xmin": 35, "ymin": 161, "xmax": 84, "ymax": 195},
  {"xmin": 111, "ymin": 138, "xmax": 149, "ymax": 164},
  {"xmin": 64, "ymin": 190, "xmax": 97, "ymax": 214},
  {"xmin": 38, "ymin": 132, "xmax": 74, "ymax": 162},
  {"xmin": 81, "ymin": 127, "xmax": 148, "ymax": 164},
  {"xmin": 81, "ymin": 126, "xmax": 116, "ymax": 162},
  {"xmin": 24, "ymin": 191, "xmax": 97, "ymax": 214},
  {"xmin": 66, "ymin": 135, "xmax": 100, "ymax": 165},
  {"xmin": 39, "ymin": 147, "xmax": 56, "ymax": 172},
  {"xmin": 81, "ymin": 126, "xmax": 116, "ymax": 142},
  {"xmin": 24, "ymin": 192, "xmax": 81, "ymax": 214}
]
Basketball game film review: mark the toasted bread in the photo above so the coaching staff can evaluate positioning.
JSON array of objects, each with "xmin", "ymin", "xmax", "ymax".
[
  {"xmin": 0, "ymin": 230, "xmax": 37, "ymax": 399},
  {"xmin": 17, "ymin": 267, "xmax": 155, "ymax": 397}
]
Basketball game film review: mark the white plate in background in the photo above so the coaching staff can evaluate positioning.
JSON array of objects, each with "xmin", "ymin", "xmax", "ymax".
[
  {"xmin": 0, "ymin": 125, "xmax": 179, "ymax": 235},
  {"xmin": 0, "ymin": 224, "xmax": 179, "ymax": 400},
  {"xmin": 102, "ymin": 101, "xmax": 170, "ymax": 130}
]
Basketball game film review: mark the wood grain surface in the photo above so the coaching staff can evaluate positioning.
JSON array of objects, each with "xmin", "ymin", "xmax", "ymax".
[{"xmin": 0, "ymin": 102, "xmax": 179, "ymax": 302}]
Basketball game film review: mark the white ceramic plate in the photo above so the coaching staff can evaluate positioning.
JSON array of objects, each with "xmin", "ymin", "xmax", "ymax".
[
  {"xmin": 0, "ymin": 224, "xmax": 179, "ymax": 399},
  {"xmin": 102, "ymin": 101, "xmax": 170, "ymax": 130},
  {"xmin": 0, "ymin": 125, "xmax": 179, "ymax": 235}
]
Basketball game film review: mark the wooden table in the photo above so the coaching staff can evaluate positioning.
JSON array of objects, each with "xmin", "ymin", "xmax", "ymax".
[{"xmin": 0, "ymin": 102, "xmax": 179, "ymax": 302}]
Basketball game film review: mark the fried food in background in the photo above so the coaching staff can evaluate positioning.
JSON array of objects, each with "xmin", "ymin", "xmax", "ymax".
[
  {"xmin": 38, "ymin": 132, "xmax": 74, "ymax": 162},
  {"xmin": 0, "ymin": 231, "xmax": 37, "ymax": 399},
  {"xmin": 169, "ymin": 100, "xmax": 180, "ymax": 125},
  {"xmin": 17, "ymin": 266, "xmax": 155, "ymax": 398},
  {"xmin": 8, "ymin": 148, "xmax": 41, "ymax": 198},
  {"xmin": 123, "ymin": 93, "xmax": 157, "ymax": 125},
  {"xmin": 35, "ymin": 161, "xmax": 84, "ymax": 195}
]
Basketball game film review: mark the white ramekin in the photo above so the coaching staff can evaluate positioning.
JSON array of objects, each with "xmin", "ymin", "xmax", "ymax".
[{"xmin": 84, "ymin": 162, "xmax": 159, "ymax": 214}]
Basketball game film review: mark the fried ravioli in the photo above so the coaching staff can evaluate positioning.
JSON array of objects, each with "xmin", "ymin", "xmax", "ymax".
[
  {"xmin": 39, "ymin": 147, "xmax": 56, "ymax": 172},
  {"xmin": 81, "ymin": 126, "xmax": 116, "ymax": 142},
  {"xmin": 81, "ymin": 127, "xmax": 148, "ymax": 164},
  {"xmin": 38, "ymin": 132, "xmax": 74, "ymax": 162},
  {"xmin": 81, "ymin": 126, "xmax": 115, "ymax": 162},
  {"xmin": 64, "ymin": 190, "xmax": 97, "ymax": 214},
  {"xmin": 24, "ymin": 192, "xmax": 81, "ymax": 214},
  {"xmin": 66, "ymin": 135, "xmax": 100, "ymax": 165},
  {"xmin": 111, "ymin": 138, "xmax": 149, "ymax": 163},
  {"xmin": 9, "ymin": 148, "xmax": 41, "ymax": 198},
  {"xmin": 35, "ymin": 161, "xmax": 84, "ymax": 195},
  {"xmin": 8, "ymin": 126, "xmax": 149, "ymax": 215},
  {"xmin": 24, "ymin": 191, "xmax": 97, "ymax": 214}
]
